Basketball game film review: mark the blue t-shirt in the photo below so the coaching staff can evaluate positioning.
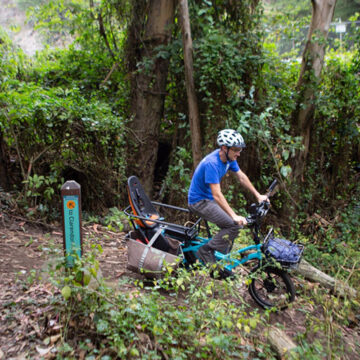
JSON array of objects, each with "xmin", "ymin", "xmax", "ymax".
[{"xmin": 188, "ymin": 149, "xmax": 240, "ymax": 204}]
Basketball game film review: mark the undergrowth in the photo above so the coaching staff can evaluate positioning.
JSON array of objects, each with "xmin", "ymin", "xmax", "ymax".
[
  {"xmin": 296, "ymin": 200, "xmax": 360, "ymax": 288},
  {"xmin": 37, "ymin": 238, "xmax": 360, "ymax": 360},
  {"xmin": 45, "ymin": 249, "xmax": 272, "ymax": 359}
]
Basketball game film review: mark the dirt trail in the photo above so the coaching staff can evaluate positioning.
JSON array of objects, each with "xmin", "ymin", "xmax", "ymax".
[
  {"xmin": 0, "ymin": 218, "xmax": 132, "ymax": 359},
  {"xmin": 0, "ymin": 221, "xmax": 128, "ymax": 281}
]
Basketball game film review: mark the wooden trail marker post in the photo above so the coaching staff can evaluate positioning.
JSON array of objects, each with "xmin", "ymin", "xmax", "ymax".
[{"xmin": 61, "ymin": 180, "xmax": 83, "ymax": 267}]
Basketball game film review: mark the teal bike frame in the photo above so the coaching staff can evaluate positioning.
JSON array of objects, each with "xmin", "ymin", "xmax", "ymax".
[{"xmin": 182, "ymin": 235, "xmax": 263, "ymax": 271}]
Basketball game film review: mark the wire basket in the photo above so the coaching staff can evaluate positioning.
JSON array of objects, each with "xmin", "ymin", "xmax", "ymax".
[{"xmin": 263, "ymin": 237, "xmax": 304, "ymax": 269}]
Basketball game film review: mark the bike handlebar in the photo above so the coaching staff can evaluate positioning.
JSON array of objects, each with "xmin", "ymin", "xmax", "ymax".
[
  {"xmin": 266, "ymin": 179, "xmax": 278, "ymax": 197},
  {"xmin": 245, "ymin": 179, "xmax": 278, "ymax": 226}
]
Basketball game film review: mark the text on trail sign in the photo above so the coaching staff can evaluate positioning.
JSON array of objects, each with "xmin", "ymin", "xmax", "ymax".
[{"xmin": 63, "ymin": 195, "xmax": 81, "ymax": 266}]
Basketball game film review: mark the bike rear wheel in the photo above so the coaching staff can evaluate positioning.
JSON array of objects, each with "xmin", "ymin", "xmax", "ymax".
[{"xmin": 248, "ymin": 266, "xmax": 295, "ymax": 310}]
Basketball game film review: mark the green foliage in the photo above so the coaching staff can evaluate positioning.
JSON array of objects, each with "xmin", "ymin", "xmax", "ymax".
[
  {"xmin": 294, "ymin": 278, "xmax": 359, "ymax": 358},
  {"xmin": 0, "ymin": 28, "xmax": 28, "ymax": 85},
  {"xmin": 103, "ymin": 207, "xmax": 128, "ymax": 231},
  {"xmin": 1, "ymin": 1, "xmax": 131, "ymax": 215},
  {"xmin": 334, "ymin": 0, "xmax": 360, "ymax": 21},
  {"xmin": 46, "ymin": 247, "xmax": 275, "ymax": 359},
  {"xmin": 26, "ymin": 0, "xmax": 129, "ymax": 60},
  {"xmin": 191, "ymin": 2, "xmax": 264, "ymax": 136},
  {"xmin": 264, "ymin": 1, "xmax": 360, "ymax": 57},
  {"xmin": 350, "ymin": 13, "xmax": 360, "ymax": 71},
  {"xmin": 22, "ymin": 173, "xmax": 62, "ymax": 218},
  {"xmin": 301, "ymin": 200, "xmax": 360, "ymax": 288},
  {"xmin": 39, "ymin": 236, "xmax": 359, "ymax": 359},
  {"xmin": 1, "ymin": 0, "xmax": 358, "ymax": 296},
  {"xmin": 1, "ymin": 3, "xmax": 360, "ymax": 357},
  {"xmin": 315, "ymin": 51, "xmax": 359, "ymax": 158},
  {"xmin": 263, "ymin": 0, "xmax": 311, "ymax": 56},
  {"xmin": 265, "ymin": 0, "xmax": 311, "ymax": 20},
  {"xmin": 292, "ymin": 48, "xmax": 360, "ymax": 222},
  {"xmin": 163, "ymin": 146, "xmax": 192, "ymax": 201},
  {"xmin": 1, "ymin": 74, "xmax": 127, "ymax": 214}
]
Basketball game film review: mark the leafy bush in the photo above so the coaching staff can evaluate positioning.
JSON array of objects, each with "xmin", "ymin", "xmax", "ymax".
[
  {"xmin": 47, "ymin": 247, "xmax": 271, "ymax": 359},
  {"xmin": 0, "ymin": 0, "xmax": 132, "ymax": 218},
  {"xmin": 1, "ymin": 73, "xmax": 127, "ymax": 216},
  {"xmin": 311, "ymin": 50, "xmax": 360, "ymax": 199},
  {"xmin": 302, "ymin": 200, "xmax": 360, "ymax": 288}
]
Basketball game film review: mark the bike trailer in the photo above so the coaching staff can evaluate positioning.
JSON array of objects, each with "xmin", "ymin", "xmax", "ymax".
[
  {"xmin": 263, "ymin": 236, "xmax": 304, "ymax": 269},
  {"xmin": 125, "ymin": 176, "xmax": 195, "ymax": 278},
  {"xmin": 126, "ymin": 228, "xmax": 182, "ymax": 279}
]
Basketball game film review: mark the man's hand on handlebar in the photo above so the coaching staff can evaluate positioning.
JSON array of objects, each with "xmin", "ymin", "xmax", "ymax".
[
  {"xmin": 233, "ymin": 215, "xmax": 248, "ymax": 226},
  {"xmin": 256, "ymin": 194, "xmax": 270, "ymax": 204}
]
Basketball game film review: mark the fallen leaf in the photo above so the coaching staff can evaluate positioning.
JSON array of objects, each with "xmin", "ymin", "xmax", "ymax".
[
  {"xmin": 78, "ymin": 349, "xmax": 86, "ymax": 360},
  {"xmin": 69, "ymin": 319, "xmax": 77, "ymax": 327},
  {"xmin": 36, "ymin": 346, "xmax": 52, "ymax": 356},
  {"xmin": 50, "ymin": 334, "xmax": 61, "ymax": 344},
  {"xmin": 11, "ymin": 352, "xmax": 27, "ymax": 360},
  {"xmin": 31, "ymin": 322, "xmax": 41, "ymax": 336},
  {"xmin": 49, "ymin": 319, "xmax": 57, "ymax": 327}
]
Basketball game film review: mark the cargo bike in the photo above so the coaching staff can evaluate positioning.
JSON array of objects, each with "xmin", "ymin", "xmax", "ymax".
[{"xmin": 123, "ymin": 176, "xmax": 304, "ymax": 309}]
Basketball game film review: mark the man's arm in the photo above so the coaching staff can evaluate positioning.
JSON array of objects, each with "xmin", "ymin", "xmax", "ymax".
[
  {"xmin": 235, "ymin": 170, "xmax": 268, "ymax": 203},
  {"xmin": 209, "ymin": 183, "xmax": 247, "ymax": 225}
]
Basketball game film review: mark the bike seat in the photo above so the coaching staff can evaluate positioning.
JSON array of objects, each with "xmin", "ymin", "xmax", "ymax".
[{"xmin": 127, "ymin": 175, "xmax": 160, "ymax": 229}]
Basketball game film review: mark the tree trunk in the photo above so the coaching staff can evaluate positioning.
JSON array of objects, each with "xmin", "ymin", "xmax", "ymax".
[
  {"xmin": 0, "ymin": 130, "xmax": 9, "ymax": 191},
  {"xmin": 127, "ymin": 0, "xmax": 175, "ymax": 195},
  {"xmin": 178, "ymin": 0, "xmax": 202, "ymax": 168},
  {"xmin": 296, "ymin": 259, "xmax": 357, "ymax": 298},
  {"xmin": 267, "ymin": 327, "xmax": 297, "ymax": 358},
  {"xmin": 292, "ymin": 0, "xmax": 337, "ymax": 179}
]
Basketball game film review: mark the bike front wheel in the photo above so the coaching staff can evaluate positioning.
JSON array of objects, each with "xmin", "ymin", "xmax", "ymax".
[{"xmin": 248, "ymin": 266, "xmax": 295, "ymax": 310}]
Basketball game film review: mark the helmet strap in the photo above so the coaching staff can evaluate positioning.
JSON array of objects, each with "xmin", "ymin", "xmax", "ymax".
[{"xmin": 225, "ymin": 147, "xmax": 231, "ymax": 162}]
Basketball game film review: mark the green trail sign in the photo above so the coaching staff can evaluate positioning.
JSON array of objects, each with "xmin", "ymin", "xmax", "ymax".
[{"xmin": 61, "ymin": 181, "xmax": 82, "ymax": 267}]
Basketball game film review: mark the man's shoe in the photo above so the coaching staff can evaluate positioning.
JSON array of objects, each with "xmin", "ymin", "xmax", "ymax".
[
  {"xmin": 196, "ymin": 245, "xmax": 216, "ymax": 264},
  {"xmin": 210, "ymin": 267, "xmax": 235, "ymax": 280}
]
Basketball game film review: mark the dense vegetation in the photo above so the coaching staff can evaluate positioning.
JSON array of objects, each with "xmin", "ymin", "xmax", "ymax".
[{"xmin": 0, "ymin": 0, "xmax": 359, "ymax": 358}]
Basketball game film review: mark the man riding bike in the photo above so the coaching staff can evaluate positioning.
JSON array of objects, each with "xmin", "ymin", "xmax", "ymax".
[{"xmin": 188, "ymin": 129, "xmax": 268, "ymax": 268}]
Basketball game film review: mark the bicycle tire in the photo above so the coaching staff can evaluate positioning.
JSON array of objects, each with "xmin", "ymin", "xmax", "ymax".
[{"xmin": 248, "ymin": 266, "xmax": 295, "ymax": 310}]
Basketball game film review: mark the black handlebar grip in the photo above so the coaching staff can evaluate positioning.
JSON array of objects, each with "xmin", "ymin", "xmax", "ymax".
[{"xmin": 268, "ymin": 179, "xmax": 278, "ymax": 194}]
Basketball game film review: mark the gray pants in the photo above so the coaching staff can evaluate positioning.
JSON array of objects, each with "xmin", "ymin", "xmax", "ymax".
[{"xmin": 189, "ymin": 200, "xmax": 241, "ymax": 254}]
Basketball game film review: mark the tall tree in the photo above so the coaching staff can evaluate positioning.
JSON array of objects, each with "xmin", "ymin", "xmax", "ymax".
[
  {"xmin": 126, "ymin": 0, "xmax": 175, "ymax": 194},
  {"xmin": 178, "ymin": 0, "xmax": 202, "ymax": 168},
  {"xmin": 0, "ymin": 130, "xmax": 9, "ymax": 191},
  {"xmin": 292, "ymin": 0, "xmax": 337, "ymax": 179}
]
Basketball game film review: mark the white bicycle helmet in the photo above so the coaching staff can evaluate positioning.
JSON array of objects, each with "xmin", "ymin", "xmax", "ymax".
[{"xmin": 217, "ymin": 129, "xmax": 246, "ymax": 148}]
